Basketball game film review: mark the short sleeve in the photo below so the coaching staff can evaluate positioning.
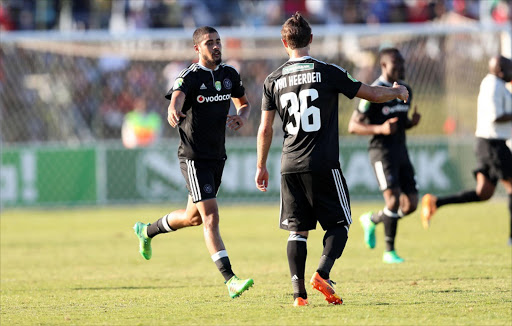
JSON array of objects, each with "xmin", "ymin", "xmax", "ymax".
[
  {"xmin": 230, "ymin": 69, "xmax": 245, "ymax": 98},
  {"xmin": 261, "ymin": 76, "xmax": 277, "ymax": 111},
  {"xmin": 329, "ymin": 64, "xmax": 362, "ymax": 99},
  {"xmin": 164, "ymin": 69, "xmax": 193, "ymax": 100}
]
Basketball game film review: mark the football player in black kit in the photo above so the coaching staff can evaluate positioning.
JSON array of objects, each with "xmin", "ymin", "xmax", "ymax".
[
  {"xmin": 348, "ymin": 48, "xmax": 421, "ymax": 264},
  {"xmin": 255, "ymin": 13, "xmax": 409, "ymax": 306},
  {"xmin": 133, "ymin": 26, "xmax": 254, "ymax": 299}
]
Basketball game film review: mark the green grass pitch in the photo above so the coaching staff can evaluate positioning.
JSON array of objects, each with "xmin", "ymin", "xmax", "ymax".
[{"xmin": 1, "ymin": 201, "xmax": 511, "ymax": 325}]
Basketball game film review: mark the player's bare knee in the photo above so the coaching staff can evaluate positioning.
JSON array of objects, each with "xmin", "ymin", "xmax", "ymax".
[
  {"xmin": 189, "ymin": 215, "xmax": 203, "ymax": 226},
  {"xmin": 385, "ymin": 196, "xmax": 400, "ymax": 211},
  {"xmin": 476, "ymin": 189, "xmax": 493, "ymax": 201},
  {"xmin": 403, "ymin": 200, "xmax": 418, "ymax": 215},
  {"xmin": 202, "ymin": 214, "xmax": 220, "ymax": 230}
]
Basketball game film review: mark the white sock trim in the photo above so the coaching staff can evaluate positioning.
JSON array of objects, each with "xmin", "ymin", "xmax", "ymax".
[
  {"xmin": 383, "ymin": 207, "xmax": 399, "ymax": 218},
  {"xmin": 211, "ymin": 250, "xmax": 228, "ymax": 262},
  {"xmin": 288, "ymin": 234, "xmax": 307, "ymax": 242},
  {"xmin": 161, "ymin": 214, "xmax": 173, "ymax": 232}
]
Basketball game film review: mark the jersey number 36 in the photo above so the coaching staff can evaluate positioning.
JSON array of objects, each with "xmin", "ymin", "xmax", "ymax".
[{"xmin": 280, "ymin": 89, "xmax": 321, "ymax": 135}]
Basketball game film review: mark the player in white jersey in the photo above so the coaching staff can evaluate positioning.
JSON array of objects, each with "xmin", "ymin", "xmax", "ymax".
[
  {"xmin": 422, "ymin": 55, "xmax": 512, "ymax": 245},
  {"xmin": 255, "ymin": 12, "xmax": 409, "ymax": 306}
]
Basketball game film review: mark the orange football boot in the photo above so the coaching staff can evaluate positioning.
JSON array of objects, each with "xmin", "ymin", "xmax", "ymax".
[
  {"xmin": 310, "ymin": 272, "xmax": 343, "ymax": 305},
  {"xmin": 421, "ymin": 194, "xmax": 437, "ymax": 229},
  {"xmin": 293, "ymin": 297, "xmax": 309, "ymax": 306}
]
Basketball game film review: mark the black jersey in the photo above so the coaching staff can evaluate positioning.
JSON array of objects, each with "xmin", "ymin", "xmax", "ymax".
[
  {"xmin": 165, "ymin": 62, "xmax": 245, "ymax": 160},
  {"xmin": 356, "ymin": 77, "xmax": 413, "ymax": 149},
  {"xmin": 261, "ymin": 56, "xmax": 362, "ymax": 173}
]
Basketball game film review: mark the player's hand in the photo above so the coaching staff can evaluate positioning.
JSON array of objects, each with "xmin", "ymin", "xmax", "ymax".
[
  {"xmin": 393, "ymin": 82, "xmax": 409, "ymax": 103},
  {"xmin": 255, "ymin": 167, "xmax": 269, "ymax": 192},
  {"xmin": 227, "ymin": 114, "xmax": 246, "ymax": 131},
  {"xmin": 168, "ymin": 107, "xmax": 186, "ymax": 128},
  {"xmin": 380, "ymin": 117, "xmax": 399, "ymax": 135},
  {"xmin": 410, "ymin": 105, "xmax": 420, "ymax": 127}
]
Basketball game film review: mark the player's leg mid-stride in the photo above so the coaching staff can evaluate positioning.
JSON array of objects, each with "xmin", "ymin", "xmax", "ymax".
[
  {"xmin": 133, "ymin": 222, "xmax": 152, "ymax": 260},
  {"xmin": 226, "ymin": 275, "xmax": 254, "ymax": 298},
  {"xmin": 359, "ymin": 211, "xmax": 376, "ymax": 249},
  {"xmin": 421, "ymin": 194, "xmax": 437, "ymax": 229},
  {"xmin": 310, "ymin": 272, "xmax": 343, "ymax": 305}
]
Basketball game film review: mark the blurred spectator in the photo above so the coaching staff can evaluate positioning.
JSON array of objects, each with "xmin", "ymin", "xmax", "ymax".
[
  {"xmin": 0, "ymin": 0, "xmax": 508, "ymax": 31},
  {"xmin": 0, "ymin": 3, "xmax": 15, "ymax": 30},
  {"xmin": 122, "ymin": 97, "xmax": 162, "ymax": 148},
  {"xmin": 491, "ymin": 0, "xmax": 511, "ymax": 23}
]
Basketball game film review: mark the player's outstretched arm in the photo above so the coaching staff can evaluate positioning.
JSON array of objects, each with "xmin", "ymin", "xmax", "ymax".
[
  {"xmin": 348, "ymin": 110, "xmax": 398, "ymax": 136},
  {"xmin": 255, "ymin": 110, "xmax": 275, "ymax": 192},
  {"xmin": 356, "ymin": 82, "xmax": 409, "ymax": 103},
  {"xmin": 167, "ymin": 91, "xmax": 186, "ymax": 128},
  {"xmin": 227, "ymin": 95, "xmax": 251, "ymax": 131}
]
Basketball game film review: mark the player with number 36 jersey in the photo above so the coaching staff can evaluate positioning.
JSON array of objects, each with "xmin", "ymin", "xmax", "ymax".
[
  {"xmin": 255, "ymin": 12, "xmax": 409, "ymax": 306},
  {"xmin": 261, "ymin": 58, "xmax": 361, "ymax": 173}
]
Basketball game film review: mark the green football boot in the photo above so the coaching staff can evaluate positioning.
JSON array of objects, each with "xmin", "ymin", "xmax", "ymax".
[
  {"xmin": 226, "ymin": 275, "xmax": 254, "ymax": 298},
  {"xmin": 359, "ymin": 211, "xmax": 376, "ymax": 249},
  {"xmin": 382, "ymin": 250, "xmax": 404, "ymax": 264},
  {"xmin": 133, "ymin": 222, "xmax": 152, "ymax": 260}
]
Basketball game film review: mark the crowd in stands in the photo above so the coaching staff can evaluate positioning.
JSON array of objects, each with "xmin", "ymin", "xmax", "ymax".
[
  {"xmin": 1, "ymin": 0, "xmax": 510, "ymax": 144},
  {"xmin": 1, "ymin": 0, "xmax": 510, "ymax": 31}
]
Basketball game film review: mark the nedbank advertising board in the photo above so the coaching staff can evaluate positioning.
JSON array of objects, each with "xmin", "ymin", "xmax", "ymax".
[{"xmin": 1, "ymin": 138, "xmax": 475, "ymax": 207}]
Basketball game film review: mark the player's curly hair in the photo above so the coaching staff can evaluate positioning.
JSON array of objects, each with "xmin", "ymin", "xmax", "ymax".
[
  {"xmin": 193, "ymin": 26, "xmax": 218, "ymax": 45},
  {"xmin": 281, "ymin": 12, "xmax": 311, "ymax": 50}
]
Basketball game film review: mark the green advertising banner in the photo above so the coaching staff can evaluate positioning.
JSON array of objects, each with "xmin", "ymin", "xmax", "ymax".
[
  {"xmin": 1, "ymin": 146, "xmax": 96, "ymax": 206},
  {"xmin": 1, "ymin": 138, "xmax": 476, "ymax": 208}
]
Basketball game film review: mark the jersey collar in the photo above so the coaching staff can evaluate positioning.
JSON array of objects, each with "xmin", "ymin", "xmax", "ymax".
[
  {"xmin": 288, "ymin": 56, "xmax": 312, "ymax": 62},
  {"xmin": 197, "ymin": 63, "xmax": 220, "ymax": 72},
  {"xmin": 378, "ymin": 76, "xmax": 393, "ymax": 87}
]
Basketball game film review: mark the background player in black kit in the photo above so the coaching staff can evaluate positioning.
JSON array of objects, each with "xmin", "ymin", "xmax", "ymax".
[
  {"xmin": 255, "ymin": 13, "xmax": 409, "ymax": 306},
  {"xmin": 133, "ymin": 26, "xmax": 254, "ymax": 299},
  {"xmin": 348, "ymin": 48, "xmax": 421, "ymax": 264}
]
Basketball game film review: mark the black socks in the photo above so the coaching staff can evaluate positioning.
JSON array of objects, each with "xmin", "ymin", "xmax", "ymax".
[
  {"xmin": 146, "ymin": 214, "xmax": 175, "ymax": 238},
  {"xmin": 436, "ymin": 190, "xmax": 481, "ymax": 208},
  {"xmin": 211, "ymin": 250, "xmax": 235, "ymax": 282},
  {"xmin": 317, "ymin": 226, "xmax": 349, "ymax": 280},
  {"xmin": 287, "ymin": 234, "xmax": 308, "ymax": 299},
  {"xmin": 381, "ymin": 208, "xmax": 399, "ymax": 252}
]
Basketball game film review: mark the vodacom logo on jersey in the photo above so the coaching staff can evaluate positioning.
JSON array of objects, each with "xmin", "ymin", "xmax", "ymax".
[{"xmin": 197, "ymin": 94, "xmax": 231, "ymax": 103}]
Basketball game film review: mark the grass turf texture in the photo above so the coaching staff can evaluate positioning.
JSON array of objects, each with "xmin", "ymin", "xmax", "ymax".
[{"xmin": 1, "ymin": 201, "xmax": 511, "ymax": 325}]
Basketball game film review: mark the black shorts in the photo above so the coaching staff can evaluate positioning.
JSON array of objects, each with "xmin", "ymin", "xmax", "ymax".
[
  {"xmin": 280, "ymin": 169, "xmax": 352, "ymax": 232},
  {"xmin": 179, "ymin": 158, "xmax": 225, "ymax": 203},
  {"xmin": 473, "ymin": 138, "xmax": 512, "ymax": 185},
  {"xmin": 369, "ymin": 146, "xmax": 418, "ymax": 194}
]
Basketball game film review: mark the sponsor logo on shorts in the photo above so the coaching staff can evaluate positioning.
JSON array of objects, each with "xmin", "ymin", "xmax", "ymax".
[
  {"xmin": 204, "ymin": 184, "xmax": 213, "ymax": 193},
  {"xmin": 197, "ymin": 94, "xmax": 231, "ymax": 103}
]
